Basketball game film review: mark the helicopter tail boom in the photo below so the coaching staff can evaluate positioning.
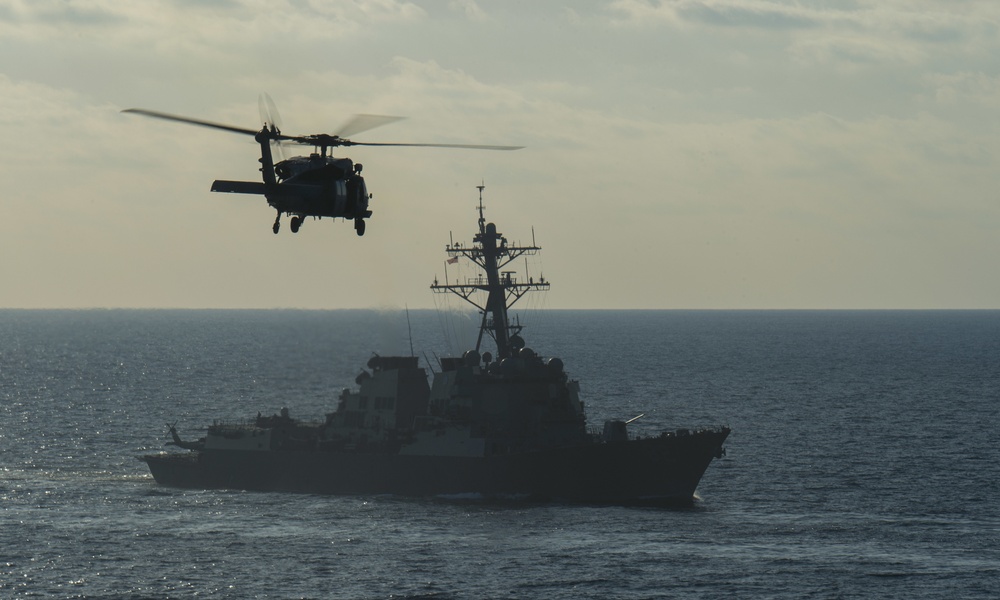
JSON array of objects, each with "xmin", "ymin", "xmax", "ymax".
[
  {"xmin": 211, "ymin": 180, "xmax": 268, "ymax": 195},
  {"xmin": 211, "ymin": 180, "xmax": 320, "ymax": 198}
]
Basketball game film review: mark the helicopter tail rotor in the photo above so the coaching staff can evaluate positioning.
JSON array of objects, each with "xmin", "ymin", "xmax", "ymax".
[{"xmin": 258, "ymin": 93, "xmax": 287, "ymax": 162}]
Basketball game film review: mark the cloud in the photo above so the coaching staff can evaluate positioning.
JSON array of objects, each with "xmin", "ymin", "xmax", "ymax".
[
  {"xmin": 609, "ymin": 0, "xmax": 832, "ymax": 30},
  {"xmin": 608, "ymin": 1, "xmax": 1000, "ymax": 68},
  {"xmin": 0, "ymin": 0, "xmax": 125, "ymax": 29},
  {"xmin": 448, "ymin": 0, "xmax": 488, "ymax": 22},
  {"xmin": 1, "ymin": 1, "xmax": 999, "ymax": 308},
  {"xmin": 0, "ymin": 0, "xmax": 427, "ymax": 45},
  {"xmin": 925, "ymin": 71, "xmax": 1000, "ymax": 106},
  {"xmin": 673, "ymin": 1, "xmax": 823, "ymax": 30}
]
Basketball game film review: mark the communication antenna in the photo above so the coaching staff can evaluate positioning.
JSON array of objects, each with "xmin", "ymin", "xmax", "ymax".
[
  {"xmin": 477, "ymin": 181, "xmax": 486, "ymax": 231},
  {"xmin": 405, "ymin": 305, "xmax": 415, "ymax": 357}
]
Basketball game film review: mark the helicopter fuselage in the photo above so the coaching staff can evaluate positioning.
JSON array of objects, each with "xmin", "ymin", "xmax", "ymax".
[
  {"xmin": 273, "ymin": 154, "xmax": 370, "ymax": 220},
  {"xmin": 209, "ymin": 128, "xmax": 372, "ymax": 235}
]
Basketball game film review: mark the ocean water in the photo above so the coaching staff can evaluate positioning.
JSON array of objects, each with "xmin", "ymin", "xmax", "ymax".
[{"xmin": 1, "ymin": 309, "xmax": 998, "ymax": 598}]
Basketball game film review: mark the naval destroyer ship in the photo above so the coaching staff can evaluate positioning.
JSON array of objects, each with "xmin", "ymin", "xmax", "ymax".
[{"xmin": 142, "ymin": 187, "xmax": 730, "ymax": 505}]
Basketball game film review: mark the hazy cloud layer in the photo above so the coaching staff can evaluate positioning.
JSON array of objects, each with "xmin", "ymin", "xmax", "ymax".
[{"xmin": 0, "ymin": 0, "xmax": 997, "ymax": 308}]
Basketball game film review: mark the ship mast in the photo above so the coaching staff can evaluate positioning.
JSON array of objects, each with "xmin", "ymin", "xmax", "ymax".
[{"xmin": 430, "ymin": 185, "xmax": 549, "ymax": 358}]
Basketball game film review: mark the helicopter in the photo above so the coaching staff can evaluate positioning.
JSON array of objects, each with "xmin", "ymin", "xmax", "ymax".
[{"xmin": 123, "ymin": 97, "xmax": 522, "ymax": 236}]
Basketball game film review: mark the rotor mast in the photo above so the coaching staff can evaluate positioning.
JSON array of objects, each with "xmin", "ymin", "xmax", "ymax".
[{"xmin": 430, "ymin": 185, "xmax": 549, "ymax": 358}]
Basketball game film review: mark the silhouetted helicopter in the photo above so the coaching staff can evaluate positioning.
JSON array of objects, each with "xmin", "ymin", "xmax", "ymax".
[{"xmin": 123, "ymin": 97, "xmax": 522, "ymax": 235}]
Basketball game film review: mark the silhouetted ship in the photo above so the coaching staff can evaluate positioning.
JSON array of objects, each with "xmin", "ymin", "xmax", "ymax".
[{"xmin": 143, "ymin": 187, "xmax": 730, "ymax": 505}]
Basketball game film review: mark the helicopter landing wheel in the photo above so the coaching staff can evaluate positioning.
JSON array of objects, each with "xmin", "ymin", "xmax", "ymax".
[
  {"xmin": 290, "ymin": 216, "xmax": 302, "ymax": 233},
  {"xmin": 355, "ymin": 219, "xmax": 366, "ymax": 236},
  {"xmin": 272, "ymin": 211, "xmax": 281, "ymax": 234}
]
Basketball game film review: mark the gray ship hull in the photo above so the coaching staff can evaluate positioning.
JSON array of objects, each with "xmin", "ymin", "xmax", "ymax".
[{"xmin": 142, "ymin": 427, "xmax": 729, "ymax": 506}]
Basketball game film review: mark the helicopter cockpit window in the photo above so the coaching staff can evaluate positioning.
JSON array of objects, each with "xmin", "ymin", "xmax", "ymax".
[{"xmin": 336, "ymin": 181, "xmax": 347, "ymax": 198}]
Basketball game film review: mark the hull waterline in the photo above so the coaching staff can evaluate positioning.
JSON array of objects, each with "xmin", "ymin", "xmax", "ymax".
[{"xmin": 143, "ymin": 428, "xmax": 729, "ymax": 506}]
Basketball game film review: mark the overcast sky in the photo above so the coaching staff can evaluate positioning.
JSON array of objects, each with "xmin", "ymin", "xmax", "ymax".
[{"xmin": 1, "ymin": 0, "xmax": 998, "ymax": 309}]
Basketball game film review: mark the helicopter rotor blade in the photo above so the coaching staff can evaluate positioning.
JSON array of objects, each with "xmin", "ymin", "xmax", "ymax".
[
  {"xmin": 121, "ymin": 108, "xmax": 260, "ymax": 137},
  {"xmin": 124, "ymin": 107, "xmax": 522, "ymax": 151},
  {"xmin": 334, "ymin": 114, "xmax": 405, "ymax": 138},
  {"xmin": 344, "ymin": 141, "xmax": 524, "ymax": 151}
]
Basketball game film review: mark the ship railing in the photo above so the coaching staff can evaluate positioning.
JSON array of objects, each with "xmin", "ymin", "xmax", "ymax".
[
  {"xmin": 441, "ymin": 275, "xmax": 551, "ymax": 288},
  {"xmin": 587, "ymin": 425, "xmax": 731, "ymax": 442},
  {"xmin": 209, "ymin": 419, "xmax": 260, "ymax": 430}
]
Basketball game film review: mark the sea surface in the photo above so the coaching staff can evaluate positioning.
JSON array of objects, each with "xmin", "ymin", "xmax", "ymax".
[{"xmin": 1, "ymin": 309, "xmax": 998, "ymax": 598}]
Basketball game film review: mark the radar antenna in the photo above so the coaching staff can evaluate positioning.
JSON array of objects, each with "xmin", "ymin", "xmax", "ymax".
[{"xmin": 430, "ymin": 185, "xmax": 549, "ymax": 358}]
